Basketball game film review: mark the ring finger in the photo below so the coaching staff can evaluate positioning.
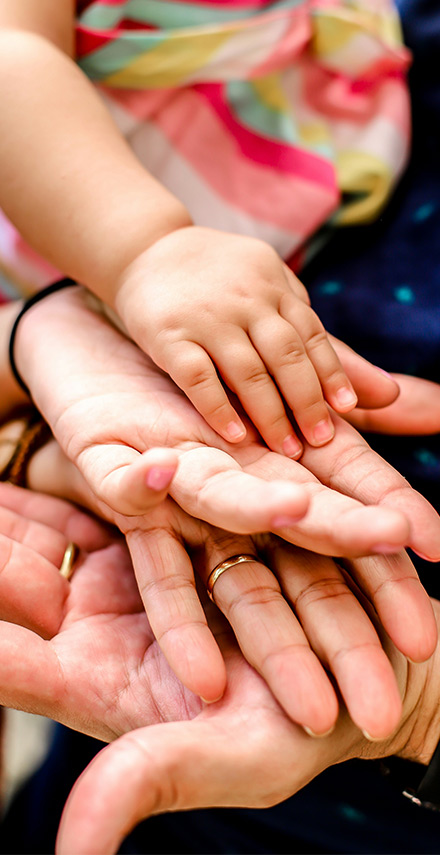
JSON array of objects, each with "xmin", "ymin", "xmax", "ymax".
[{"xmin": 197, "ymin": 533, "xmax": 339, "ymax": 735}]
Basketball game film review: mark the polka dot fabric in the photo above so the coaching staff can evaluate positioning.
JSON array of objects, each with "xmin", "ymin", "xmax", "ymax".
[{"xmin": 303, "ymin": 0, "xmax": 440, "ymax": 563}]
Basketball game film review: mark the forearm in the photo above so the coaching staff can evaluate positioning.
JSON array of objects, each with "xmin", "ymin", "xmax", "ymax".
[{"xmin": 0, "ymin": 30, "xmax": 191, "ymax": 306}]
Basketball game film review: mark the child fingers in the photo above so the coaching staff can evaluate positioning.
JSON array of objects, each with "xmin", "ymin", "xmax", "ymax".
[
  {"xmin": 273, "ymin": 546, "xmax": 403, "ymax": 739},
  {"xmin": 126, "ymin": 526, "xmax": 226, "ymax": 703},
  {"xmin": 162, "ymin": 341, "xmax": 247, "ymax": 443},
  {"xmin": 200, "ymin": 546, "xmax": 339, "ymax": 734},
  {"xmin": 248, "ymin": 314, "xmax": 335, "ymax": 447},
  {"xmin": 207, "ymin": 331, "xmax": 303, "ymax": 457},
  {"xmin": 278, "ymin": 297, "xmax": 358, "ymax": 413}
]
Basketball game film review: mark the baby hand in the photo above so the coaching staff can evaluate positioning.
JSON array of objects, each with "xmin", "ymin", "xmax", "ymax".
[{"xmin": 115, "ymin": 227, "xmax": 358, "ymax": 456}]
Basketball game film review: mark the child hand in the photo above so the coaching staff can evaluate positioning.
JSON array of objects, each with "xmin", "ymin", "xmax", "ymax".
[{"xmin": 115, "ymin": 227, "xmax": 358, "ymax": 457}]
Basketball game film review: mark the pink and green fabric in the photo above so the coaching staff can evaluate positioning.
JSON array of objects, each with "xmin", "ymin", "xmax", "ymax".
[{"xmin": 0, "ymin": 0, "xmax": 411, "ymax": 295}]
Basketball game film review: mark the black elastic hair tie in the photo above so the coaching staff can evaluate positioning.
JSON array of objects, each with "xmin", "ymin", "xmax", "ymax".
[{"xmin": 9, "ymin": 277, "xmax": 78, "ymax": 397}]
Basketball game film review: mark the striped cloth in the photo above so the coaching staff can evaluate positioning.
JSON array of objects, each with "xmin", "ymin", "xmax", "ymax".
[{"xmin": 0, "ymin": 0, "xmax": 411, "ymax": 297}]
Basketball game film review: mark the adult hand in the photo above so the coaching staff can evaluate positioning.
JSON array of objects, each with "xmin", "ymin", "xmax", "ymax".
[
  {"xmin": 12, "ymin": 289, "xmax": 438, "ymax": 694},
  {"xmin": 56, "ymin": 624, "xmax": 440, "ymax": 855},
  {"xmin": 0, "ymin": 483, "xmax": 419, "ymax": 743},
  {"xmin": 15, "ymin": 287, "xmax": 439, "ymax": 561},
  {"xmin": 345, "ymin": 373, "xmax": 440, "ymax": 435}
]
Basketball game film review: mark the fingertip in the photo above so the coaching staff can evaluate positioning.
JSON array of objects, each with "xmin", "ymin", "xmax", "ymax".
[
  {"xmin": 269, "ymin": 483, "xmax": 310, "ymax": 528},
  {"xmin": 309, "ymin": 419, "xmax": 335, "ymax": 447},
  {"xmin": 303, "ymin": 724, "xmax": 336, "ymax": 738},
  {"xmin": 145, "ymin": 465, "xmax": 176, "ymax": 492},
  {"xmin": 166, "ymin": 627, "xmax": 227, "ymax": 704},
  {"xmin": 332, "ymin": 387, "xmax": 358, "ymax": 413},
  {"xmin": 282, "ymin": 434, "xmax": 303, "ymax": 459},
  {"xmin": 343, "ymin": 654, "xmax": 402, "ymax": 741},
  {"xmin": 224, "ymin": 421, "xmax": 247, "ymax": 442}
]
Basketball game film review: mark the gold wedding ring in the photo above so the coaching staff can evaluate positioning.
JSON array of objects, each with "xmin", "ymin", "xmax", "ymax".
[
  {"xmin": 59, "ymin": 542, "xmax": 79, "ymax": 581},
  {"xmin": 206, "ymin": 554, "xmax": 258, "ymax": 602}
]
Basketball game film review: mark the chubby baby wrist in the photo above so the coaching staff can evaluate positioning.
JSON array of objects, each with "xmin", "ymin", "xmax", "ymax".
[{"xmin": 110, "ymin": 210, "xmax": 194, "ymax": 314}]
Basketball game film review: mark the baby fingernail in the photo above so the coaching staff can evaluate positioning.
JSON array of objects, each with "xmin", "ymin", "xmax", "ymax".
[
  {"xmin": 362, "ymin": 729, "xmax": 385, "ymax": 743},
  {"xmin": 374, "ymin": 366, "xmax": 394, "ymax": 380},
  {"xmin": 226, "ymin": 421, "xmax": 246, "ymax": 440},
  {"xmin": 146, "ymin": 466, "xmax": 175, "ymax": 491},
  {"xmin": 303, "ymin": 724, "xmax": 335, "ymax": 738},
  {"xmin": 313, "ymin": 419, "xmax": 334, "ymax": 444},
  {"xmin": 335, "ymin": 387, "xmax": 357, "ymax": 408},
  {"xmin": 201, "ymin": 694, "xmax": 223, "ymax": 705},
  {"xmin": 283, "ymin": 435, "xmax": 303, "ymax": 458}
]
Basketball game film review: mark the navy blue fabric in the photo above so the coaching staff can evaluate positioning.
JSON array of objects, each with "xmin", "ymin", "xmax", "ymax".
[{"xmin": 3, "ymin": 2, "xmax": 440, "ymax": 853}]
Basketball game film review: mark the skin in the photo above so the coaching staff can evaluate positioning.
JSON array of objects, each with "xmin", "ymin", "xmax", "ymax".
[
  {"xmin": 0, "ymin": 485, "xmax": 439, "ymax": 855},
  {"xmin": 2, "ymin": 289, "xmax": 436, "ymax": 734},
  {"xmin": 0, "ymin": 0, "xmax": 405, "ymax": 457}
]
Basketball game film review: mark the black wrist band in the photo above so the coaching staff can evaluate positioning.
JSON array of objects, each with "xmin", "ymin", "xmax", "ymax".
[
  {"xmin": 9, "ymin": 278, "xmax": 78, "ymax": 397},
  {"xmin": 381, "ymin": 738, "xmax": 440, "ymax": 811}
]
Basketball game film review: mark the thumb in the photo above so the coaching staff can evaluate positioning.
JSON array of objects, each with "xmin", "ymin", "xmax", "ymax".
[
  {"xmin": 345, "ymin": 374, "xmax": 440, "ymax": 435},
  {"xmin": 56, "ymin": 719, "xmax": 258, "ymax": 855}
]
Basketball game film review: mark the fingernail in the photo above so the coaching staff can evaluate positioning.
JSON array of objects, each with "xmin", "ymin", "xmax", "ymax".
[
  {"xmin": 283, "ymin": 435, "xmax": 303, "ymax": 458},
  {"xmin": 374, "ymin": 366, "xmax": 394, "ymax": 380},
  {"xmin": 200, "ymin": 694, "xmax": 223, "ymax": 705},
  {"xmin": 303, "ymin": 724, "xmax": 335, "ymax": 738},
  {"xmin": 146, "ymin": 466, "xmax": 175, "ymax": 491},
  {"xmin": 371, "ymin": 543, "xmax": 400, "ymax": 555},
  {"xmin": 271, "ymin": 514, "xmax": 303, "ymax": 529},
  {"xmin": 362, "ymin": 729, "xmax": 385, "ymax": 743},
  {"xmin": 226, "ymin": 421, "xmax": 246, "ymax": 440},
  {"xmin": 335, "ymin": 387, "xmax": 357, "ymax": 409},
  {"xmin": 313, "ymin": 419, "xmax": 334, "ymax": 444}
]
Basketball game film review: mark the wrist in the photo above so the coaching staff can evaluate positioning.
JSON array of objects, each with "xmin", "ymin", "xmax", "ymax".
[
  {"xmin": 0, "ymin": 301, "xmax": 30, "ymax": 417},
  {"xmin": 89, "ymin": 197, "xmax": 193, "ymax": 311}
]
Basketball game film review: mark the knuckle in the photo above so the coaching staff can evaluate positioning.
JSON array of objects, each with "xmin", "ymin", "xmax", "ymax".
[
  {"xmin": 224, "ymin": 582, "xmax": 281, "ymax": 616},
  {"xmin": 293, "ymin": 577, "xmax": 351, "ymax": 611},
  {"xmin": 139, "ymin": 572, "xmax": 196, "ymax": 601},
  {"xmin": 304, "ymin": 328, "xmax": 329, "ymax": 352},
  {"xmin": 276, "ymin": 340, "xmax": 307, "ymax": 367},
  {"xmin": 239, "ymin": 363, "xmax": 273, "ymax": 388},
  {"xmin": 175, "ymin": 357, "xmax": 214, "ymax": 391}
]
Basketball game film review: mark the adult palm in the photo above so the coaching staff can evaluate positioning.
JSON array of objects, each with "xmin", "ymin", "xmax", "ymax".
[{"xmin": 0, "ymin": 484, "xmax": 437, "ymax": 855}]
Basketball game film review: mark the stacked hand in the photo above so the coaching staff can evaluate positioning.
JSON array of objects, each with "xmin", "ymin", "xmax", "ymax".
[
  {"xmin": 9, "ymin": 287, "xmax": 438, "ymax": 736},
  {"xmin": 114, "ymin": 228, "xmax": 360, "ymax": 454},
  {"xmin": 0, "ymin": 484, "xmax": 439, "ymax": 855}
]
